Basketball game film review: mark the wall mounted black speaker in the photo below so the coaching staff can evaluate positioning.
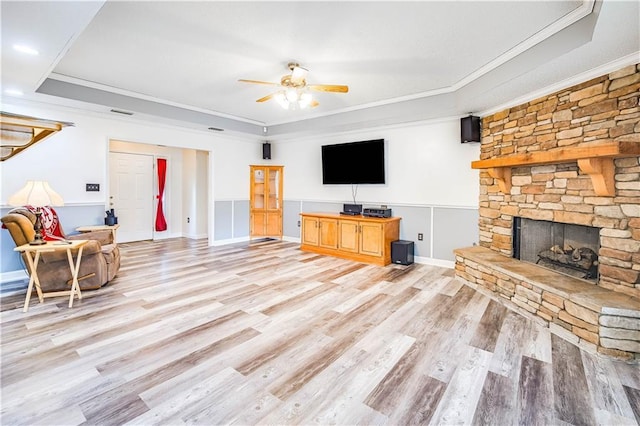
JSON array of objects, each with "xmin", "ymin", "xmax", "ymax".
[
  {"xmin": 262, "ymin": 142, "xmax": 271, "ymax": 159},
  {"xmin": 461, "ymin": 115, "xmax": 481, "ymax": 143}
]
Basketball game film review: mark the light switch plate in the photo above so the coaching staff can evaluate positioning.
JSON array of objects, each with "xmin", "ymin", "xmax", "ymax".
[{"xmin": 86, "ymin": 183, "xmax": 100, "ymax": 192}]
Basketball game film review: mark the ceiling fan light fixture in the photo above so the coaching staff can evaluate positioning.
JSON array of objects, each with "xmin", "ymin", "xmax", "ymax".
[
  {"xmin": 274, "ymin": 92, "xmax": 288, "ymax": 109},
  {"xmin": 285, "ymin": 88, "xmax": 299, "ymax": 103},
  {"xmin": 274, "ymin": 89, "xmax": 313, "ymax": 110},
  {"xmin": 290, "ymin": 64, "xmax": 308, "ymax": 85},
  {"xmin": 299, "ymin": 92, "xmax": 312, "ymax": 109},
  {"xmin": 240, "ymin": 62, "xmax": 345, "ymax": 110}
]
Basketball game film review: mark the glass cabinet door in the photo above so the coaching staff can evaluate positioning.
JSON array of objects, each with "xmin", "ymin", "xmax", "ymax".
[
  {"xmin": 268, "ymin": 168, "xmax": 280, "ymax": 210},
  {"xmin": 252, "ymin": 168, "xmax": 265, "ymax": 209}
]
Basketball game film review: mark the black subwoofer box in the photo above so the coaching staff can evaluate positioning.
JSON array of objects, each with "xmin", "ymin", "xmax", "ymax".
[{"xmin": 391, "ymin": 240, "xmax": 414, "ymax": 265}]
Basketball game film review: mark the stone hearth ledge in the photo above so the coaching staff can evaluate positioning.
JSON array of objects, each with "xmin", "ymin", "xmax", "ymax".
[{"xmin": 455, "ymin": 245, "xmax": 640, "ymax": 359}]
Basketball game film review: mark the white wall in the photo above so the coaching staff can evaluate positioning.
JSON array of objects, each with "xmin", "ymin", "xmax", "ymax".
[
  {"xmin": 181, "ymin": 149, "xmax": 209, "ymax": 239},
  {"xmin": 273, "ymin": 118, "xmax": 480, "ymax": 207},
  {"xmin": 1, "ymin": 100, "xmax": 262, "ymax": 276},
  {"xmin": 195, "ymin": 150, "xmax": 209, "ymax": 237},
  {"xmin": 183, "ymin": 149, "xmax": 197, "ymax": 237},
  {"xmin": 1, "ymin": 100, "xmax": 262, "ymax": 207},
  {"xmin": 1, "ymin": 100, "xmax": 480, "ymax": 277}
]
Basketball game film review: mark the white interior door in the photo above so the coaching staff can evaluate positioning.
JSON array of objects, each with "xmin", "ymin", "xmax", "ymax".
[{"xmin": 109, "ymin": 152, "xmax": 154, "ymax": 243}]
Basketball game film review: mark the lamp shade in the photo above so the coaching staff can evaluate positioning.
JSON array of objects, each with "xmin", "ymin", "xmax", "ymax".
[{"xmin": 8, "ymin": 180, "xmax": 64, "ymax": 207}]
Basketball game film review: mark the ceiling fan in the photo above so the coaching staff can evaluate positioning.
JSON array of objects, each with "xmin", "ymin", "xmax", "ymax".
[{"xmin": 239, "ymin": 62, "xmax": 348, "ymax": 109}]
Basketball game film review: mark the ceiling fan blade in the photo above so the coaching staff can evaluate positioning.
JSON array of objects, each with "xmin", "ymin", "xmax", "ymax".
[
  {"xmin": 256, "ymin": 93, "xmax": 275, "ymax": 103},
  {"xmin": 238, "ymin": 79, "xmax": 280, "ymax": 86},
  {"xmin": 308, "ymin": 84, "xmax": 349, "ymax": 93},
  {"xmin": 290, "ymin": 66, "xmax": 308, "ymax": 85}
]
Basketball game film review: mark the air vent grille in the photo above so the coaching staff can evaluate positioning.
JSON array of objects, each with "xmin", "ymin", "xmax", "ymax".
[{"xmin": 110, "ymin": 109, "xmax": 133, "ymax": 115}]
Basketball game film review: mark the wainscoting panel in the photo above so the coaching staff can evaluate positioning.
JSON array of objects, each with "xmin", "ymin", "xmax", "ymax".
[
  {"xmin": 283, "ymin": 200, "xmax": 301, "ymax": 239},
  {"xmin": 57, "ymin": 205, "xmax": 108, "ymax": 229},
  {"xmin": 214, "ymin": 200, "xmax": 233, "ymax": 240},
  {"xmin": 433, "ymin": 207, "xmax": 478, "ymax": 261},
  {"xmin": 1, "ymin": 201, "xmax": 479, "ymax": 281},
  {"xmin": 0, "ymin": 208, "xmax": 22, "ymax": 272},
  {"xmin": 232, "ymin": 200, "xmax": 249, "ymax": 239},
  {"xmin": 287, "ymin": 201, "xmax": 478, "ymax": 264},
  {"xmin": 390, "ymin": 205, "xmax": 431, "ymax": 258}
]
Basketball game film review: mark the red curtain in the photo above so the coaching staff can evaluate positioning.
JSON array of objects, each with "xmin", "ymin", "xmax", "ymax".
[{"xmin": 155, "ymin": 158, "xmax": 168, "ymax": 231}]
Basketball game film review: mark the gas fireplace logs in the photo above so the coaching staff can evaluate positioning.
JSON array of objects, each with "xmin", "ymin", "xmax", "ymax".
[{"xmin": 537, "ymin": 245, "xmax": 598, "ymax": 279}]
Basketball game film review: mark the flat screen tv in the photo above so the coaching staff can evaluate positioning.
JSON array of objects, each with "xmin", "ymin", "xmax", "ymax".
[{"xmin": 322, "ymin": 139, "xmax": 385, "ymax": 184}]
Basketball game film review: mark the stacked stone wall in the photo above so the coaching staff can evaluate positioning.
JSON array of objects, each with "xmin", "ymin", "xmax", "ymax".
[{"xmin": 478, "ymin": 64, "xmax": 640, "ymax": 297}]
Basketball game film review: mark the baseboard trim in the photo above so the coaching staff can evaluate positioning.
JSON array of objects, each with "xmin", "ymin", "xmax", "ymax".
[
  {"xmin": 154, "ymin": 232, "xmax": 183, "ymax": 240},
  {"xmin": 414, "ymin": 256, "xmax": 455, "ymax": 269},
  {"xmin": 211, "ymin": 236, "xmax": 251, "ymax": 246},
  {"xmin": 0, "ymin": 270, "xmax": 28, "ymax": 285},
  {"xmin": 183, "ymin": 233, "xmax": 208, "ymax": 240}
]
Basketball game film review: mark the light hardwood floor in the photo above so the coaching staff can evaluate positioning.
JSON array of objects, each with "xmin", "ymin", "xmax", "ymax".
[{"xmin": 1, "ymin": 238, "xmax": 639, "ymax": 425}]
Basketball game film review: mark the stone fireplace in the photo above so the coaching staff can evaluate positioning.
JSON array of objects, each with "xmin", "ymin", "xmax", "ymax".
[{"xmin": 455, "ymin": 63, "xmax": 640, "ymax": 359}]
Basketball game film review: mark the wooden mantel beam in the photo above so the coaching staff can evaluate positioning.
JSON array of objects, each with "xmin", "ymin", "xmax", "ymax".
[
  {"xmin": 471, "ymin": 141, "xmax": 640, "ymax": 169},
  {"xmin": 472, "ymin": 141, "xmax": 640, "ymax": 197}
]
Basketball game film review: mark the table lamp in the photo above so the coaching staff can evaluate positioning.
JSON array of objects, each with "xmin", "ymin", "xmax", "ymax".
[{"xmin": 8, "ymin": 180, "xmax": 64, "ymax": 245}]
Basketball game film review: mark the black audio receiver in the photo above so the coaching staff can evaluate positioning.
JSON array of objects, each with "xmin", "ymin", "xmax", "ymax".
[{"xmin": 363, "ymin": 208, "xmax": 392, "ymax": 218}]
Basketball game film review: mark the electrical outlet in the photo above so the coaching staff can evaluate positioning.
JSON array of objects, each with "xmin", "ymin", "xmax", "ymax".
[
  {"xmin": 86, "ymin": 183, "xmax": 100, "ymax": 192},
  {"xmin": 418, "ymin": 233, "xmax": 423, "ymax": 241},
  {"xmin": 187, "ymin": 217, "xmax": 190, "ymax": 223},
  {"xmin": 297, "ymin": 220, "xmax": 301, "ymax": 227}
]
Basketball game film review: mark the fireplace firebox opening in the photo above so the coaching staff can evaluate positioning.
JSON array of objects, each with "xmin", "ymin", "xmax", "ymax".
[{"xmin": 513, "ymin": 217, "xmax": 600, "ymax": 283}]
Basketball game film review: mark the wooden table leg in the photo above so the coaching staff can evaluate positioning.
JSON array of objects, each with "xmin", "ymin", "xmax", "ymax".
[
  {"xmin": 22, "ymin": 251, "xmax": 44, "ymax": 312},
  {"xmin": 66, "ymin": 245, "xmax": 84, "ymax": 308}
]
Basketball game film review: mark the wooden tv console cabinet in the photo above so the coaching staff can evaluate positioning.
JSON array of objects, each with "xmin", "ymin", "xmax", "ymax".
[{"xmin": 300, "ymin": 212, "xmax": 400, "ymax": 266}]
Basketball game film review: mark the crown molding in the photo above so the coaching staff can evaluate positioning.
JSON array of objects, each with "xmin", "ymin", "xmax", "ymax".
[
  {"xmin": 478, "ymin": 52, "xmax": 639, "ymax": 118},
  {"xmin": 47, "ymin": 72, "xmax": 264, "ymax": 126}
]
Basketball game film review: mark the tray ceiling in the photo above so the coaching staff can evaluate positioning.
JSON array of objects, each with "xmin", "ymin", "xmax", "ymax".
[{"xmin": 2, "ymin": 1, "xmax": 639, "ymax": 137}]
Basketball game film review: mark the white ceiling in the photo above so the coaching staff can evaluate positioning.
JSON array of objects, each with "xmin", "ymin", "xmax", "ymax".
[{"xmin": 2, "ymin": 1, "xmax": 639, "ymax": 138}]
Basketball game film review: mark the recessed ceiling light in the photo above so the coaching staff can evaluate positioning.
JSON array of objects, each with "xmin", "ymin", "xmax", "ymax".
[
  {"xmin": 13, "ymin": 44, "xmax": 39, "ymax": 56},
  {"xmin": 5, "ymin": 89, "xmax": 24, "ymax": 96}
]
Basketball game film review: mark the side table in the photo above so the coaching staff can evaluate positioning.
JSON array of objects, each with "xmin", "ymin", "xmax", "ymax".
[
  {"xmin": 14, "ymin": 240, "xmax": 89, "ymax": 312},
  {"xmin": 76, "ymin": 224, "xmax": 120, "ymax": 242}
]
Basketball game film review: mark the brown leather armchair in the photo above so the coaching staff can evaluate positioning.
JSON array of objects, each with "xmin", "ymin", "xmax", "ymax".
[{"xmin": 1, "ymin": 207, "xmax": 120, "ymax": 291}]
